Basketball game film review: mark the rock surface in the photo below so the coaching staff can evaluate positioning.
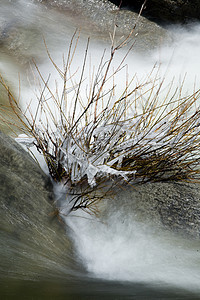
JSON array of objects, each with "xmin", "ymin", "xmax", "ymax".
[
  {"xmin": 38, "ymin": 0, "xmax": 170, "ymax": 51},
  {"xmin": 0, "ymin": 132, "xmax": 79, "ymax": 281},
  {"xmin": 0, "ymin": 83, "xmax": 21, "ymax": 135},
  {"xmin": 103, "ymin": 181, "xmax": 200, "ymax": 239},
  {"xmin": 110, "ymin": 0, "xmax": 200, "ymax": 23},
  {"xmin": 0, "ymin": 0, "xmax": 170, "ymax": 68}
]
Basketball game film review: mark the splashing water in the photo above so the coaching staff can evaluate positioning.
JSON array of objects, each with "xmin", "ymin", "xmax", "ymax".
[{"xmin": 65, "ymin": 208, "xmax": 200, "ymax": 292}]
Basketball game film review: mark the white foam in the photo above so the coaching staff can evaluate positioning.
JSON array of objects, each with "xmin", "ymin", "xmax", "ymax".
[{"xmin": 65, "ymin": 208, "xmax": 200, "ymax": 292}]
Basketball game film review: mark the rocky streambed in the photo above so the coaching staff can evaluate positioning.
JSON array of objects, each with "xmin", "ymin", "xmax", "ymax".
[{"xmin": 1, "ymin": 130, "xmax": 200, "ymax": 298}]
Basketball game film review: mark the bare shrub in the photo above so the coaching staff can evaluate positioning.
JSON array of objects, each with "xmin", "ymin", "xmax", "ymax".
[{"xmin": 1, "ymin": 24, "xmax": 200, "ymax": 214}]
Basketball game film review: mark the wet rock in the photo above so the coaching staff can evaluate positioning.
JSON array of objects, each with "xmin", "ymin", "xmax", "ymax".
[
  {"xmin": 109, "ymin": 181, "xmax": 200, "ymax": 239},
  {"xmin": 0, "ymin": 24, "xmax": 42, "ymax": 65},
  {"xmin": 0, "ymin": 1, "xmax": 45, "ymax": 65},
  {"xmin": 38, "ymin": 0, "xmax": 170, "ymax": 51},
  {"xmin": 0, "ymin": 132, "xmax": 79, "ymax": 281},
  {"xmin": 0, "ymin": 83, "xmax": 20, "ymax": 135}
]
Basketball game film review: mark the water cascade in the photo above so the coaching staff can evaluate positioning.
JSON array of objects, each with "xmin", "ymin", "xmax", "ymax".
[{"xmin": 1, "ymin": 0, "xmax": 200, "ymax": 298}]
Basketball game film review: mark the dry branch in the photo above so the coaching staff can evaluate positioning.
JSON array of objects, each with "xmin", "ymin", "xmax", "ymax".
[{"xmin": 1, "ymin": 27, "xmax": 200, "ymax": 214}]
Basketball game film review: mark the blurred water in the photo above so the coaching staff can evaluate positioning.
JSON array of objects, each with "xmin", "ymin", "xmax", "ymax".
[
  {"xmin": 1, "ymin": 0, "xmax": 200, "ymax": 299},
  {"xmin": 65, "ymin": 208, "xmax": 200, "ymax": 294}
]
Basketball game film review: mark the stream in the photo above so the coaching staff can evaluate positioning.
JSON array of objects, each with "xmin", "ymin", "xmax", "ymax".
[{"xmin": 1, "ymin": 0, "xmax": 200, "ymax": 299}]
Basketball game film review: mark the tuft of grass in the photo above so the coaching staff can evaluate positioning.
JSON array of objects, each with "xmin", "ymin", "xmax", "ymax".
[{"xmin": 1, "ymin": 25, "xmax": 200, "ymax": 214}]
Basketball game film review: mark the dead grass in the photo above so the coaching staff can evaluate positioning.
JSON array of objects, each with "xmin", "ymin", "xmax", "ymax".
[{"xmin": 1, "ymin": 24, "xmax": 200, "ymax": 213}]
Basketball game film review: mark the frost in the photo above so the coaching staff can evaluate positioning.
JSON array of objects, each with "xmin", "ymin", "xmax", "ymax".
[{"xmin": 15, "ymin": 134, "xmax": 35, "ymax": 147}]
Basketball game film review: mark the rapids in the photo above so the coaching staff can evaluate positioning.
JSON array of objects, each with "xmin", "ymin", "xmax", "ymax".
[{"xmin": 1, "ymin": 0, "xmax": 200, "ymax": 298}]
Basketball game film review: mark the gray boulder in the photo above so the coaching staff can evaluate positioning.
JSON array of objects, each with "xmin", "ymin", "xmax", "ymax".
[
  {"xmin": 102, "ymin": 181, "xmax": 200, "ymax": 239},
  {"xmin": 0, "ymin": 132, "xmax": 79, "ymax": 281},
  {"xmin": 38, "ymin": 0, "xmax": 170, "ymax": 51}
]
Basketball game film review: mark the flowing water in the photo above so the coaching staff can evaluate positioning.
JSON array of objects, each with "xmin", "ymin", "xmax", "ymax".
[{"xmin": 1, "ymin": 0, "xmax": 200, "ymax": 299}]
